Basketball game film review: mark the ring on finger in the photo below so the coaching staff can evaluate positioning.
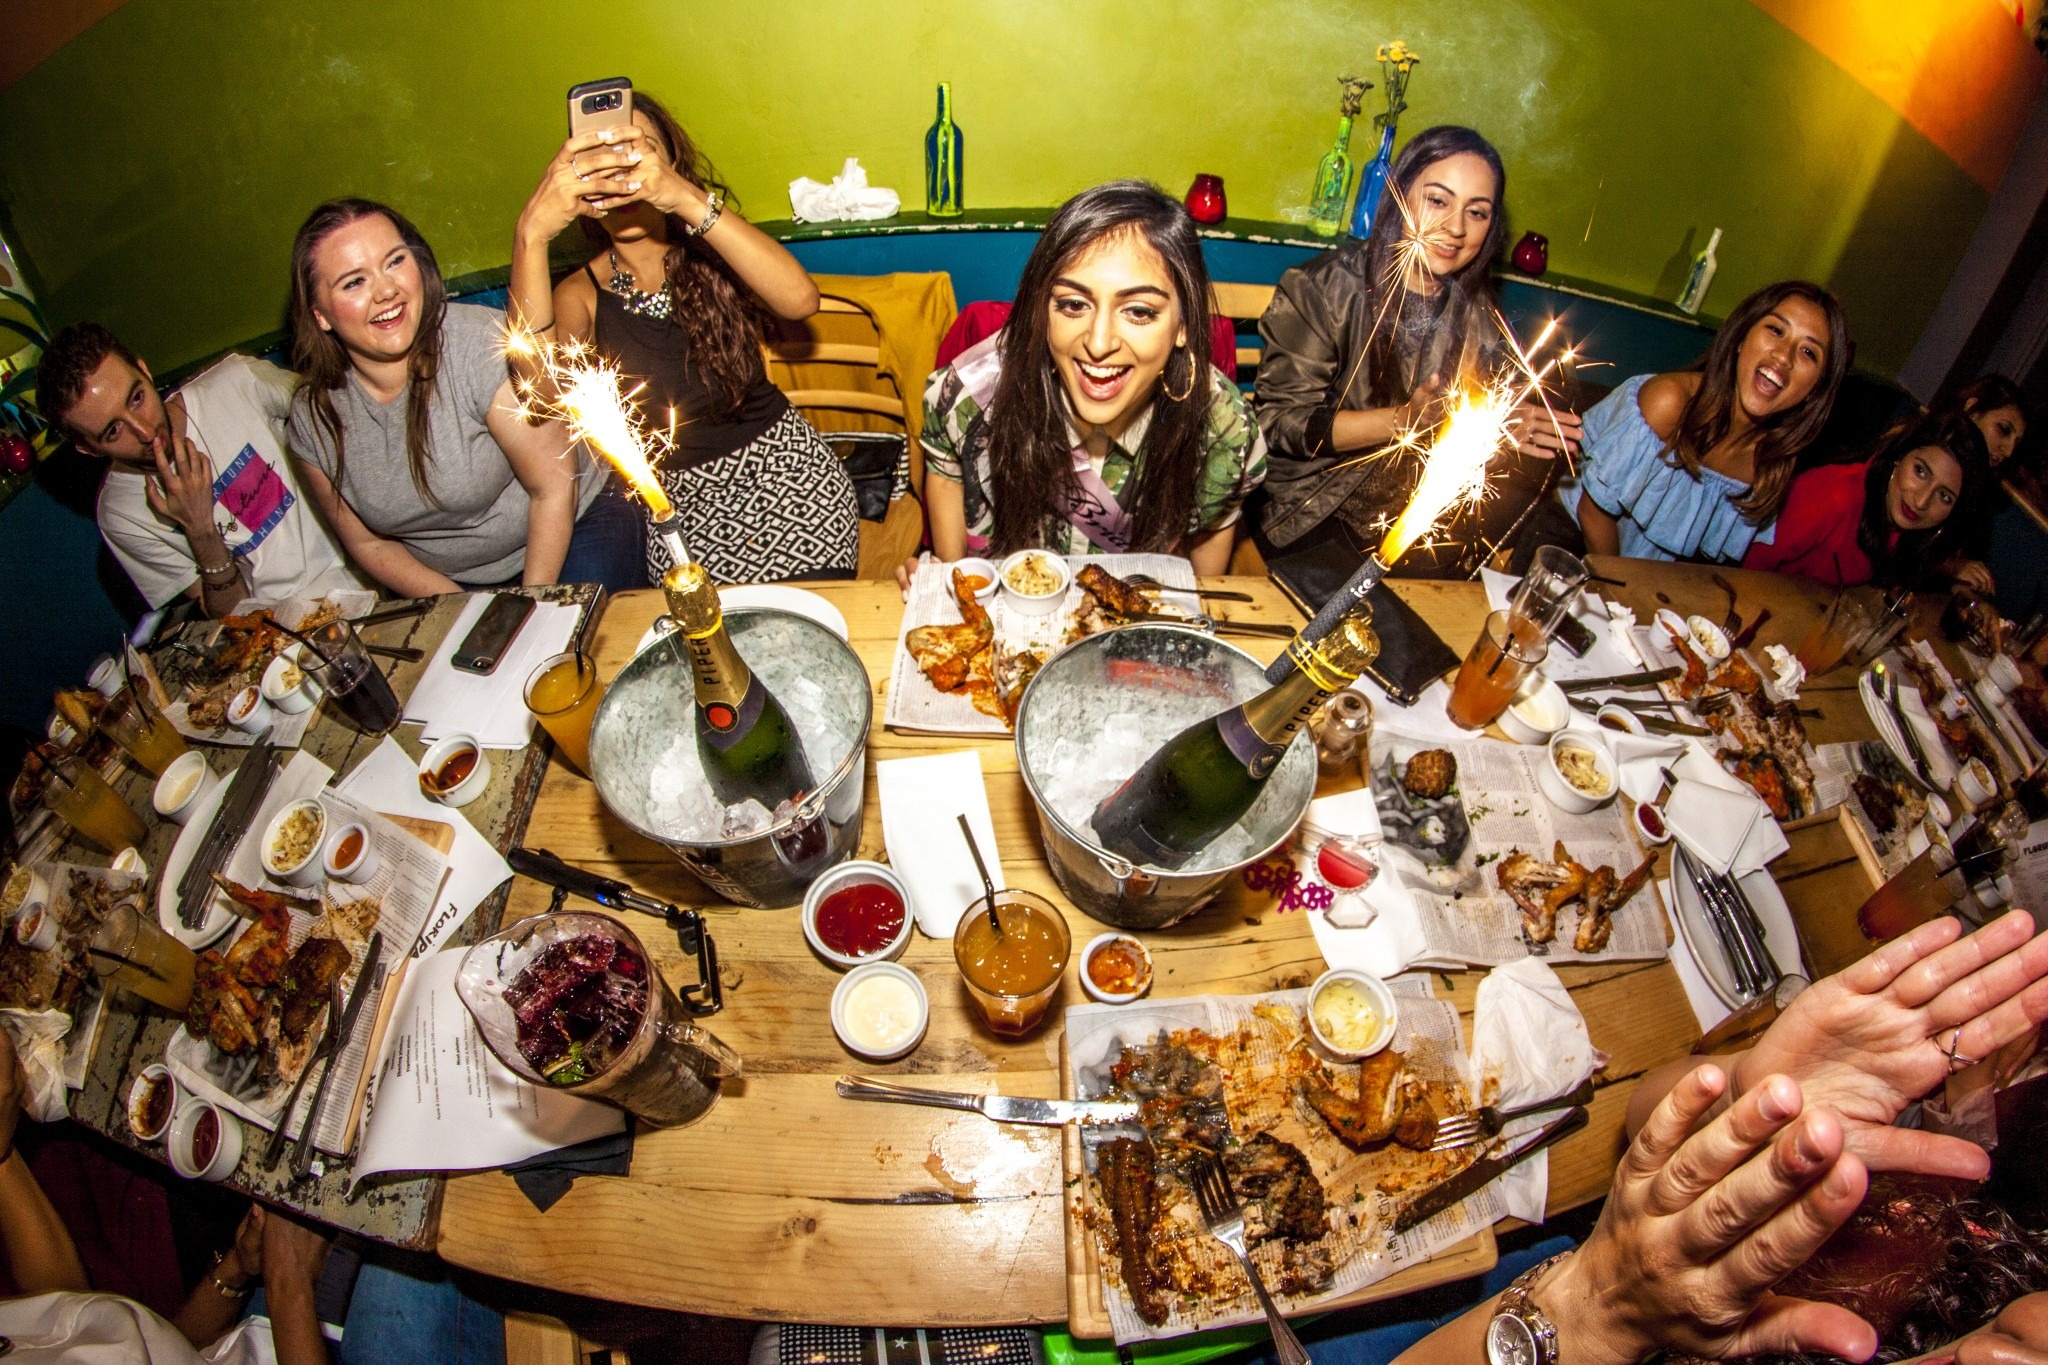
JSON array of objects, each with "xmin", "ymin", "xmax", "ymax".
[{"xmin": 1934, "ymin": 1028, "xmax": 1980, "ymax": 1074}]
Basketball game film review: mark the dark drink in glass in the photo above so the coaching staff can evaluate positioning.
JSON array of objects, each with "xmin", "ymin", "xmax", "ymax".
[{"xmin": 326, "ymin": 654, "xmax": 400, "ymax": 734}]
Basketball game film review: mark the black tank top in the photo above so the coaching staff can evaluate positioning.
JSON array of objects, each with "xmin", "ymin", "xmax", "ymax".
[{"xmin": 584, "ymin": 265, "xmax": 790, "ymax": 472}]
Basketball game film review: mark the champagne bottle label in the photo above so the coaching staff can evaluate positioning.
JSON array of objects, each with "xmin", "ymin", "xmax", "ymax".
[
  {"xmin": 1216, "ymin": 708, "xmax": 1285, "ymax": 781},
  {"xmin": 683, "ymin": 631, "xmax": 765, "ymax": 753}
]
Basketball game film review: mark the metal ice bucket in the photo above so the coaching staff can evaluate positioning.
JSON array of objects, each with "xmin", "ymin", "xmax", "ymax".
[
  {"xmin": 588, "ymin": 609, "xmax": 870, "ymax": 908},
  {"xmin": 1014, "ymin": 625, "xmax": 1316, "ymax": 930}
]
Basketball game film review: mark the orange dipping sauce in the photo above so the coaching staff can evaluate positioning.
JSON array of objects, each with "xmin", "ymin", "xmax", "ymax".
[
  {"xmin": 432, "ymin": 748, "xmax": 479, "ymax": 792},
  {"xmin": 960, "ymin": 574, "xmax": 991, "ymax": 593},
  {"xmin": 335, "ymin": 829, "xmax": 366, "ymax": 868},
  {"xmin": 1085, "ymin": 938, "xmax": 1149, "ymax": 996}
]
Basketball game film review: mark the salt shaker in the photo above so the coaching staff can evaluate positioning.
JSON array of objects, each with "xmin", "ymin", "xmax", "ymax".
[{"xmin": 1310, "ymin": 689, "xmax": 1373, "ymax": 777}]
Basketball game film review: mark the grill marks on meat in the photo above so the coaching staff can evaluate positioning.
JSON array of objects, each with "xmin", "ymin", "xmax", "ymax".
[
  {"xmin": 278, "ymin": 938, "xmax": 351, "ymax": 1042},
  {"xmin": 1226, "ymin": 1132, "xmax": 1329, "ymax": 1247},
  {"xmin": 1099, "ymin": 1137, "xmax": 1169, "ymax": 1325},
  {"xmin": 188, "ymin": 953, "xmax": 266, "ymax": 1054},
  {"xmin": 1074, "ymin": 565, "xmax": 1152, "ymax": 619}
]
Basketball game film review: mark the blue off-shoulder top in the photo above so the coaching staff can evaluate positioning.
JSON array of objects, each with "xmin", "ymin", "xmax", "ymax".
[{"xmin": 1562, "ymin": 374, "xmax": 1763, "ymax": 563}]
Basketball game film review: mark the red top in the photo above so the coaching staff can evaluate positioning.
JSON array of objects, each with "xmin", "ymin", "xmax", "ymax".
[{"xmin": 1742, "ymin": 460, "xmax": 1887, "ymax": 585}]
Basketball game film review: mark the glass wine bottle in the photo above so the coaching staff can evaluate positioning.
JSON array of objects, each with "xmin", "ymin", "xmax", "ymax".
[
  {"xmin": 1308, "ymin": 77, "xmax": 1371, "ymax": 239},
  {"xmin": 662, "ymin": 562, "xmax": 815, "ymax": 809},
  {"xmin": 924, "ymin": 82, "xmax": 964, "ymax": 218},
  {"xmin": 1090, "ymin": 617, "xmax": 1379, "ymax": 870}
]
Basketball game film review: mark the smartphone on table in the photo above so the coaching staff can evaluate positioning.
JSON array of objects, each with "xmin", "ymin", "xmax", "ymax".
[{"xmin": 451, "ymin": 593, "xmax": 536, "ymax": 676}]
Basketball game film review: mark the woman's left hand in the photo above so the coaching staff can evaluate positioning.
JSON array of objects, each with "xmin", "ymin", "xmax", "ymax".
[
  {"xmin": 1512, "ymin": 401, "xmax": 1582, "ymax": 460},
  {"xmin": 1952, "ymin": 560, "xmax": 1996, "ymax": 595},
  {"xmin": 586, "ymin": 147, "xmax": 710, "ymax": 225}
]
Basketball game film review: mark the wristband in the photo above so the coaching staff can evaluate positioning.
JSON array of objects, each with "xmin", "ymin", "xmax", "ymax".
[
  {"xmin": 209, "ymin": 1259, "xmax": 253, "ymax": 1299},
  {"xmin": 199, "ymin": 558, "xmax": 238, "ymax": 582},
  {"xmin": 684, "ymin": 190, "xmax": 724, "ymax": 238}
]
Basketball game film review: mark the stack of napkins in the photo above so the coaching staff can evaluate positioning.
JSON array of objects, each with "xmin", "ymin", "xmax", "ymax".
[{"xmin": 875, "ymin": 750, "xmax": 1003, "ymax": 938}]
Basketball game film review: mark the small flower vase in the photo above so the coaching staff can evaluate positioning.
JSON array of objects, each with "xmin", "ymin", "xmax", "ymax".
[
  {"xmin": 924, "ymin": 82, "xmax": 964, "ymax": 218},
  {"xmin": 1348, "ymin": 121, "xmax": 1398, "ymax": 240},
  {"xmin": 1184, "ymin": 174, "xmax": 1226, "ymax": 225},
  {"xmin": 1512, "ymin": 231, "xmax": 1549, "ymax": 275}
]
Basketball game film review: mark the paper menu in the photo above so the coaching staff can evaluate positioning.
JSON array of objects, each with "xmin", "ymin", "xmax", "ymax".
[
  {"xmin": 336, "ymin": 737, "xmax": 512, "ymax": 956},
  {"xmin": 350, "ymin": 948, "xmax": 624, "ymax": 1188}
]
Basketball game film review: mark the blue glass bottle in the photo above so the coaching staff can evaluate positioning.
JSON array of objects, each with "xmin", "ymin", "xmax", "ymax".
[
  {"xmin": 1349, "ymin": 121, "xmax": 1397, "ymax": 239},
  {"xmin": 924, "ymin": 82, "xmax": 964, "ymax": 218}
]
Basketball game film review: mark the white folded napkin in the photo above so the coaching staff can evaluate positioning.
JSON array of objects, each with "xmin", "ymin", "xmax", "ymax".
[
  {"xmin": 0, "ymin": 1009, "xmax": 73, "ymax": 1121},
  {"xmin": 402, "ymin": 596, "xmax": 580, "ymax": 748},
  {"xmin": 1605, "ymin": 730, "xmax": 1687, "ymax": 805},
  {"xmin": 1893, "ymin": 682, "xmax": 1960, "ymax": 788},
  {"xmin": 1471, "ymin": 959, "xmax": 1606, "ymax": 1223},
  {"xmin": 1665, "ymin": 742, "xmax": 1787, "ymax": 875},
  {"xmin": 789, "ymin": 158, "xmax": 901, "ymax": 222},
  {"xmin": 876, "ymin": 750, "xmax": 1003, "ymax": 937}
]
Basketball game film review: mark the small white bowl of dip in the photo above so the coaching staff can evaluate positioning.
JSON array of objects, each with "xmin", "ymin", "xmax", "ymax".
[
  {"xmin": 831, "ymin": 962, "xmax": 929, "ymax": 1062},
  {"xmin": 997, "ymin": 550, "xmax": 1072, "ymax": 616},
  {"xmin": 1499, "ymin": 677, "xmax": 1568, "ymax": 746},
  {"xmin": 1306, "ymin": 968, "xmax": 1399, "ymax": 1060}
]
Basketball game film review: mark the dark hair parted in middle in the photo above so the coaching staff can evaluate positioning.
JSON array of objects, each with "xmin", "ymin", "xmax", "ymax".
[
  {"xmin": 984, "ymin": 179, "xmax": 1214, "ymax": 555},
  {"xmin": 1664, "ymin": 280, "xmax": 1851, "ymax": 527},
  {"xmin": 287, "ymin": 197, "xmax": 449, "ymax": 504},
  {"xmin": 1857, "ymin": 410, "xmax": 1988, "ymax": 585}
]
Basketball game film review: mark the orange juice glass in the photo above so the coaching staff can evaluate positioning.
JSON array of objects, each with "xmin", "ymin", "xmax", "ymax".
[
  {"xmin": 953, "ymin": 890, "xmax": 1070, "ymax": 1037},
  {"xmin": 102, "ymin": 684, "xmax": 189, "ymax": 776},
  {"xmin": 524, "ymin": 651, "xmax": 607, "ymax": 776},
  {"xmin": 1447, "ymin": 610, "xmax": 1547, "ymax": 730},
  {"xmin": 43, "ymin": 754, "xmax": 147, "ymax": 853}
]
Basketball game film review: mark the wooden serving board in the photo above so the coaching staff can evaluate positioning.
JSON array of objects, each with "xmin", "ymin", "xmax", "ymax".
[{"xmin": 1058, "ymin": 1036, "xmax": 1498, "ymax": 1343}]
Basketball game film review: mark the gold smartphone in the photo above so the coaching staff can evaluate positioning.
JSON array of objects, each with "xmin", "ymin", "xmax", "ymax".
[{"xmin": 567, "ymin": 77, "xmax": 633, "ymax": 137}]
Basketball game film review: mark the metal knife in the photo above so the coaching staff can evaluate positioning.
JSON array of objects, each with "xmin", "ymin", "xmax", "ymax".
[
  {"xmin": 836, "ymin": 1075, "xmax": 1141, "ymax": 1126},
  {"xmin": 1557, "ymin": 667, "xmax": 1680, "ymax": 694},
  {"xmin": 288, "ymin": 931, "xmax": 384, "ymax": 1177},
  {"xmin": 1394, "ymin": 1105, "xmax": 1590, "ymax": 1234},
  {"xmin": 1873, "ymin": 663, "xmax": 1936, "ymax": 790},
  {"xmin": 176, "ymin": 740, "xmax": 277, "ymax": 927}
]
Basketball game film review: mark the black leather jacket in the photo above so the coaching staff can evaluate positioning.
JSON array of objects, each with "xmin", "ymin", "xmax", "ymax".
[{"xmin": 1254, "ymin": 243, "xmax": 1554, "ymax": 575}]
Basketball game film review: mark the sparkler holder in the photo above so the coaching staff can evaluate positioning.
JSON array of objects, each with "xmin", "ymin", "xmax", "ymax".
[
  {"xmin": 648, "ymin": 515, "xmax": 691, "ymax": 570},
  {"xmin": 1263, "ymin": 552, "xmax": 1391, "ymax": 684}
]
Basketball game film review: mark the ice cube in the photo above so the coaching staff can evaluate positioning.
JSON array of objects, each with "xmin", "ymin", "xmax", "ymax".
[{"xmin": 721, "ymin": 799, "xmax": 774, "ymax": 839}]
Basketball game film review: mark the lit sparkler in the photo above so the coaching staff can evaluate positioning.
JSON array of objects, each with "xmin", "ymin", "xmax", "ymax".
[{"xmin": 508, "ymin": 324, "xmax": 691, "ymax": 568}]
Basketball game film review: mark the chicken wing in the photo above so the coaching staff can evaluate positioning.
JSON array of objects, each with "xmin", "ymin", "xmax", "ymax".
[{"xmin": 906, "ymin": 569, "xmax": 995, "ymax": 695}]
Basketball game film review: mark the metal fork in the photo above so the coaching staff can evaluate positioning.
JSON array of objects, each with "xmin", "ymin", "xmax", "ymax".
[
  {"xmin": 1428, "ymin": 1079, "xmax": 1596, "ymax": 1151},
  {"xmin": 1188, "ymin": 1154, "xmax": 1309, "ymax": 1365},
  {"xmin": 1123, "ymin": 572, "xmax": 1257, "ymax": 603}
]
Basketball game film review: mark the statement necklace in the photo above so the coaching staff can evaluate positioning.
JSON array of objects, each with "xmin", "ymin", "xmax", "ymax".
[{"xmin": 607, "ymin": 249, "xmax": 674, "ymax": 321}]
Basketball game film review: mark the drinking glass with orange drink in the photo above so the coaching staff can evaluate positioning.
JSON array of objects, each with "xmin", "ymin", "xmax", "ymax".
[
  {"xmin": 524, "ymin": 651, "xmax": 607, "ymax": 776},
  {"xmin": 92, "ymin": 901, "xmax": 197, "ymax": 1013},
  {"xmin": 1446, "ymin": 610, "xmax": 1547, "ymax": 730},
  {"xmin": 101, "ymin": 683, "xmax": 189, "ymax": 776},
  {"xmin": 42, "ymin": 753, "xmax": 147, "ymax": 853},
  {"xmin": 953, "ymin": 889, "xmax": 1070, "ymax": 1036}
]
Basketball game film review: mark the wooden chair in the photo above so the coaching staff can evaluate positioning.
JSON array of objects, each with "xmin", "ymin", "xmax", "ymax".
[
  {"xmin": 1210, "ymin": 281, "xmax": 1277, "ymax": 379},
  {"xmin": 504, "ymin": 1311, "xmax": 620, "ymax": 1365},
  {"xmin": 762, "ymin": 293, "xmax": 925, "ymax": 576}
]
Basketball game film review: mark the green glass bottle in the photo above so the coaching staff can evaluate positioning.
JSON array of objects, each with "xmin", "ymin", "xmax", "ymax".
[
  {"xmin": 924, "ymin": 81, "xmax": 964, "ymax": 218},
  {"xmin": 1308, "ymin": 77, "xmax": 1372, "ymax": 239},
  {"xmin": 1090, "ymin": 617, "xmax": 1379, "ymax": 869},
  {"xmin": 663, "ymin": 562, "xmax": 816, "ymax": 809}
]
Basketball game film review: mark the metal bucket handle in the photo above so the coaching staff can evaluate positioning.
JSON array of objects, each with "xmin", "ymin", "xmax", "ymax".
[{"xmin": 1095, "ymin": 850, "xmax": 1158, "ymax": 900}]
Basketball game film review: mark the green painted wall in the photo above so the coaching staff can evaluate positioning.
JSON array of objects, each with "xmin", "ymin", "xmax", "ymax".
[{"xmin": 0, "ymin": 0, "xmax": 1989, "ymax": 378}]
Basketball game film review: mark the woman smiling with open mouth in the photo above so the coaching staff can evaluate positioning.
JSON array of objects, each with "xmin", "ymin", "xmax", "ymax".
[{"xmin": 915, "ymin": 180, "xmax": 1265, "ymax": 576}]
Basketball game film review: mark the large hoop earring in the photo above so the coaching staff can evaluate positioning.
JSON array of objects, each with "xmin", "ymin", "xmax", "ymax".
[{"xmin": 1160, "ymin": 346, "xmax": 1196, "ymax": 404}]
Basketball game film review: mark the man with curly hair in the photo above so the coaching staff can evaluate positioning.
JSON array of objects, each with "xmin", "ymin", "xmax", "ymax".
[{"xmin": 37, "ymin": 323, "xmax": 365, "ymax": 617}]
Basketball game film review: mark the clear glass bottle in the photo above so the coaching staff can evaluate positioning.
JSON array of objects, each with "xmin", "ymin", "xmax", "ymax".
[
  {"xmin": 1309, "ymin": 77, "xmax": 1371, "ymax": 239},
  {"xmin": 924, "ymin": 82, "xmax": 964, "ymax": 218}
]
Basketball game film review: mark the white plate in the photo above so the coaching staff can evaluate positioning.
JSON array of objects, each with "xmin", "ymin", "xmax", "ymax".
[
  {"xmin": 634, "ymin": 585, "xmax": 849, "ymax": 657},
  {"xmin": 1858, "ymin": 668, "xmax": 1958, "ymax": 791},
  {"xmin": 156, "ymin": 778, "xmax": 239, "ymax": 950},
  {"xmin": 1669, "ymin": 858, "xmax": 1801, "ymax": 1009}
]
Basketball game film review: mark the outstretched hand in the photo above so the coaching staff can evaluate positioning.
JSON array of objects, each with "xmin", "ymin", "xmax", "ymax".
[
  {"xmin": 1543, "ymin": 1066, "xmax": 1875, "ymax": 1365},
  {"xmin": 1735, "ymin": 910, "xmax": 2048, "ymax": 1178}
]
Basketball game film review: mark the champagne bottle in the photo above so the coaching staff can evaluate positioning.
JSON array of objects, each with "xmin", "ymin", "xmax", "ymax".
[
  {"xmin": 662, "ymin": 562, "xmax": 815, "ymax": 809},
  {"xmin": 1091, "ymin": 617, "xmax": 1379, "ymax": 869},
  {"xmin": 924, "ymin": 82, "xmax": 964, "ymax": 218}
]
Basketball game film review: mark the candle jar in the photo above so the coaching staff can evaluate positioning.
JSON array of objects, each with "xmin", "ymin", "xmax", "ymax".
[
  {"xmin": 1184, "ymin": 174, "xmax": 1226, "ymax": 225},
  {"xmin": 1309, "ymin": 689, "xmax": 1373, "ymax": 777},
  {"xmin": 1512, "ymin": 231, "xmax": 1549, "ymax": 275}
]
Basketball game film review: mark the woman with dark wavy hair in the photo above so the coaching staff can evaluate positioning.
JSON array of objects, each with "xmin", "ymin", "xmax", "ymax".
[
  {"xmin": 1570, "ymin": 279, "xmax": 1851, "ymax": 563},
  {"xmin": 287, "ymin": 198, "xmax": 640, "ymax": 593},
  {"xmin": 1742, "ymin": 412, "xmax": 1989, "ymax": 588},
  {"xmin": 1255, "ymin": 125, "xmax": 1581, "ymax": 578},
  {"xmin": 916, "ymin": 180, "xmax": 1265, "ymax": 573},
  {"xmin": 508, "ymin": 90, "xmax": 856, "ymax": 584}
]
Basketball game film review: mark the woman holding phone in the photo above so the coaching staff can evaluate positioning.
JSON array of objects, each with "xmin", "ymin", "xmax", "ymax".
[
  {"xmin": 286, "ymin": 199, "xmax": 643, "ymax": 593},
  {"xmin": 912, "ymin": 179, "xmax": 1264, "ymax": 575},
  {"xmin": 508, "ymin": 88, "xmax": 857, "ymax": 585}
]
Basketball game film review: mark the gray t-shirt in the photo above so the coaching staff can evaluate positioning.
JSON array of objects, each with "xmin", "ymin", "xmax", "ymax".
[{"xmin": 288, "ymin": 303, "xmax": 599, "ymax": 584}]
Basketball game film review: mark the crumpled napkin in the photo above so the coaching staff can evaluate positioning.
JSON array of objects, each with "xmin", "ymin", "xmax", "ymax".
[
  {"xmin": 789, "ymin": 158, "xmax": 901, "ymax": 222},
  {"xmin": 1665, "ymin": 741, "xmax": 1787, "ymax": 876},
  {"xmin": 1604, "ymin": 728, "xmax": 1686, "ymax": 805},
  {"xmin": 1471, "ymin": 960, "xmax": 1605, "ymax": 1223},
  {"xmin": 0, "ymin": 1009, "xmax": 73, "ymax": 1121}
]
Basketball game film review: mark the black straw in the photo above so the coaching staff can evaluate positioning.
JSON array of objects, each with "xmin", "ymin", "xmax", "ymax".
[
  {"xmin": 957, "ymin": 814, "xmax": 1002, "ymax": 939},
  {"xmin": 273, "ymin": 622, "xmax": 342, "ymax": 669}
]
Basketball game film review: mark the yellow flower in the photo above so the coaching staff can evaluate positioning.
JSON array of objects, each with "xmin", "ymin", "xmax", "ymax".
[{"xmin": 1376, "ymin": 43, "xmax": 1390, "ymax": 62}]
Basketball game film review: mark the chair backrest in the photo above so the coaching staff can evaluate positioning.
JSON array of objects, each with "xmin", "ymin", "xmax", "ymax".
[
  {"xmin": 761, "ymin": 295, "xmax": 910, "ymax": 428},
  {"xmin": 1210, "ymin": 281, "xmax": 1276, "ymax": 378}
]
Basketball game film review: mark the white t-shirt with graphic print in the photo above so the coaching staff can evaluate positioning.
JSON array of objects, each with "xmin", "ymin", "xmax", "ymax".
[{"xmin": 96, "ymin": 354, "xmax": 367, "ymax": 609}]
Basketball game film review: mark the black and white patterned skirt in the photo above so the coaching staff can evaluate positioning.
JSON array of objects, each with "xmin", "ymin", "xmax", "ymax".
[{"xmin": 644, "ymin": 408, "xmax": 860, "ymax": 585}]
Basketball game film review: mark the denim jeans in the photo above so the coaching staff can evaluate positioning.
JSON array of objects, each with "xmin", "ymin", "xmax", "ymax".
[
  {"xmin": 559, "ymin": 478, "xmax": 650, "ymax": 593},
  {"xmin": 249, "ymin": 1259, "xmax": 505, "ymax": 1365}
]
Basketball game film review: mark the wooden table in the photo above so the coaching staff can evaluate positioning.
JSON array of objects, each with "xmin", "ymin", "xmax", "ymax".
[
  {"xmin": 437, "ymin": 565, "xmax": 1883, "ymax": 1327},
  {"xmin": 61, "ymin": 585, "xmax": 596, "ymax": 1247}
]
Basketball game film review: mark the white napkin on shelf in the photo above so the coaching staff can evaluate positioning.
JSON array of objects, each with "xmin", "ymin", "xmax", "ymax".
[
  {"xmin": 1471, "ymin": 960, "xmax": 1606, "ymax": 1223},
  {"xmin": 876, "ymin": 750, "xmax": 1003, "ymax": 938},
  {"xmin": 401, "ymin": 595, "xmax": 580, "ymax": 748},
  {"xmin": 1664, "ymin": 742, "xmax": 1786, "ymax": 876},
  {"xmin": 788, "ymin": 158, "xmax": 901, "ymax": 222}
]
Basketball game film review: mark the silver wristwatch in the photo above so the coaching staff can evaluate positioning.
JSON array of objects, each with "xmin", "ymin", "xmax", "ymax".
[{"xmin": 1487, "ymin": 1252, "xmax": 1571, "ymax": 1365}]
